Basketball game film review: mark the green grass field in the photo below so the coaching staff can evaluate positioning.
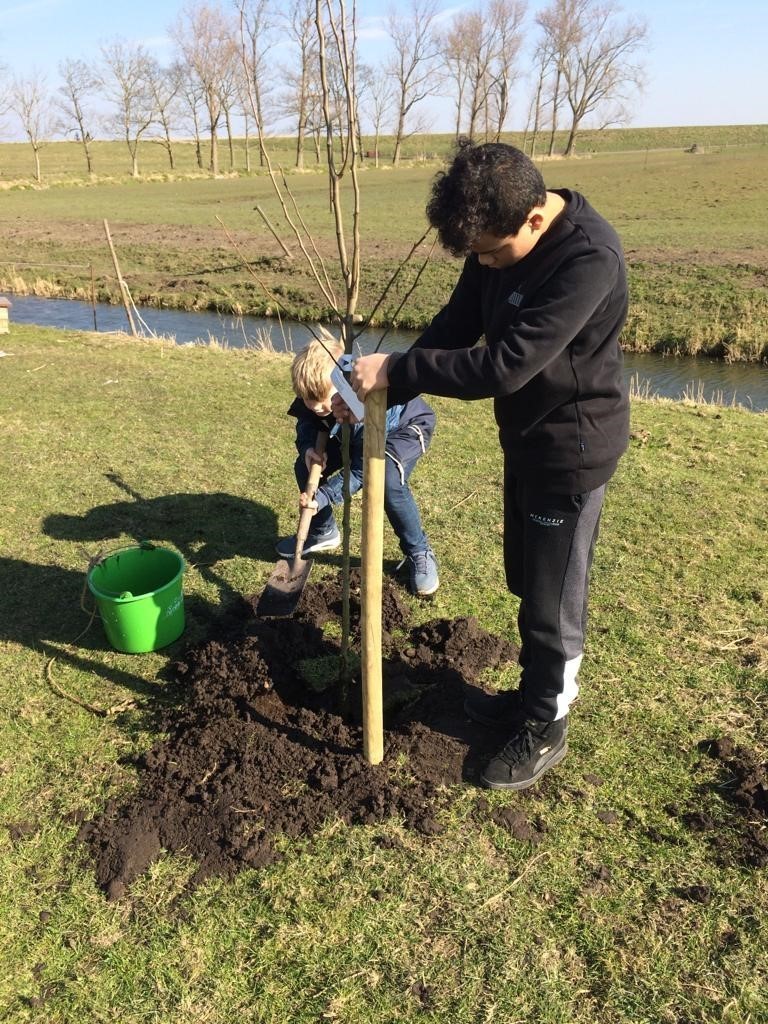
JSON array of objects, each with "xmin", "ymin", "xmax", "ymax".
[
  {"xmin": 1, "ymin": 127, "xmax": 767, "ymax": 362},
  {"xmin": 1, "ymin": 324, "xmax": 766, "ymax": 1022}
]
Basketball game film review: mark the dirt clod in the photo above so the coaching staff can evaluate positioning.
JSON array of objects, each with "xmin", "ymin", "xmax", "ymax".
[{"xmin": 595, "ymin": 809, "xmax": 620, "ymax": 825}]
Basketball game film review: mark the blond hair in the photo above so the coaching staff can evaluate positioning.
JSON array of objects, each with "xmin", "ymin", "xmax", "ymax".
[{"xmin": 291, "ymin": 337, "xmax": 344, "ymax": 401}]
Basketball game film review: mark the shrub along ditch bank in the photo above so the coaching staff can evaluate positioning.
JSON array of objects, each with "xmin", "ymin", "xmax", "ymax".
[{"xmin": 2, "ymin": 253, "xmax": 767, "ymax": 362}]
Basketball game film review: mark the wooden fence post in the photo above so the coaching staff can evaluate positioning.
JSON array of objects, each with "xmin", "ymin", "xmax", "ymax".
[{"xmin": 103, "ymin": 219, "xmax": 137, "ymax": 337}]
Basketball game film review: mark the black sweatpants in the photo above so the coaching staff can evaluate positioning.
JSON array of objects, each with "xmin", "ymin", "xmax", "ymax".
[{"xmin": 504, "ymin": 460, "xmax": 607, "ymax": 722}]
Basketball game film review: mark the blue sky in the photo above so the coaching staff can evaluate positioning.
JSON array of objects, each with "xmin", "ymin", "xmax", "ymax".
[{"xmin": 1, "ymin": 0, "xmax": 766, "ymax": 136}]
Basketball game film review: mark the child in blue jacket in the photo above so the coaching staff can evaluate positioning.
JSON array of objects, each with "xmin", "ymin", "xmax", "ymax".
[{"xmin": 276, "ymin": 337, "xmax": 439, "ymax": 596}]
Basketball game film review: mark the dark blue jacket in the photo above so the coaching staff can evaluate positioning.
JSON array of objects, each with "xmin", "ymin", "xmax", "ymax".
[{"xmin": 287, "ymin": 396, "xmax": 435, "ymax": 510}]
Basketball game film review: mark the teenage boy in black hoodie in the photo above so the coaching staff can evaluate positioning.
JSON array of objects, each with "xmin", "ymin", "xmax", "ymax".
[{"xmin": 339, "ymin": 140, "xmax": 630, "ymax": 791}]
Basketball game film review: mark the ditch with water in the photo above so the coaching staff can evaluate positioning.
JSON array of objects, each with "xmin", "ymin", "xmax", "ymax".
[{"xmin": 7, "ymin": 293, "xmax": 768, "ymax": 411}]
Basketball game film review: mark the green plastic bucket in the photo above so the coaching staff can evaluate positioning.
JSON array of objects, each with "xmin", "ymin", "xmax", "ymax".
[{"xmin": 87, "ymin": 543, "xmax": 185, "ymax": 653}]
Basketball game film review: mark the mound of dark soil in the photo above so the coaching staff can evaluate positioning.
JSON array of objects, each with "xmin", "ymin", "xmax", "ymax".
[
  {"xmin": 679, "ymin": 736, "xmax": 768, "ymax": 868},
  {"xmin": 79, "ymin": 571, "xmax": 520, "ymax": 898}
]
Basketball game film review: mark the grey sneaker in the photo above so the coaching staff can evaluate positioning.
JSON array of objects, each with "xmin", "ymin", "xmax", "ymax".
[
  {"xmin": 481, "ymin": 716, "xmax": 568, "ymax": 791},
  {"xmin": 275, "ymin": 522, "xmax": 340, "ymax": 559},
  {"xmin": 464, "ymin": 688, "xmax": 522, "ymax": 728},
  {"xmin": 405, "ymin": 547, "xmax": 439, "ymax": 596}
]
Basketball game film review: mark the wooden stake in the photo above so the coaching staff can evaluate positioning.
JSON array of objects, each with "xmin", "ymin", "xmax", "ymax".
[
  {"xmin": 361, "ymin": 388, "xmax": 387, "ymax": 765},
  {"xmin": 89, "ymin": 263, "xmax": 98, "ymax": 331},
  {"xmin": 253, "ymin": 204, "xmax": 293, "ymax": 260},
  {"xmin": 103, "ymin": 218, "xmax": 137, "ymax": 336}
]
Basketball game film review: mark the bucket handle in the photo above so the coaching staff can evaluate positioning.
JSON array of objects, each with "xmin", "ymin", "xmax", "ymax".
[{"xmin": 77, "ymin": 541, "xmax": 159, "ymax": 633}]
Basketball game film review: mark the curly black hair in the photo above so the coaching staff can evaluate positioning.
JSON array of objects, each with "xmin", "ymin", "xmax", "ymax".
[{"xmin": 426, "ymin": 139, "xmax": 547, "ymax": 256}]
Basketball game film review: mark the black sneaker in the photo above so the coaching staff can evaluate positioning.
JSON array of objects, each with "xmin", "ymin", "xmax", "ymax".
[
  {"xmin": 463, "ymin": 688, "xmax": 522, "ymax": 728},
  {"xmin": 481, "ymin": 716, "xmax": 568, "ymax": 791}
]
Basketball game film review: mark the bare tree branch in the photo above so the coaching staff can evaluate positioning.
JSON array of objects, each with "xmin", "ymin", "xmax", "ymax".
[
  {"xmin": 353, "ymin": 226, "xmax": 433, "ymax": 338},
  {"xmin": 372, "ymin": 234, "xmax": 438, "ymax": 352}
]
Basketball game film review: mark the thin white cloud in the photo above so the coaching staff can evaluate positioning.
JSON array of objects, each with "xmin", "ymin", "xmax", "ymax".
[
  {"xmin": 139, "ymin": 34, "xmax": 173, "ymax": 52},
  {"xmin": 357, "ymin": 14, "xmax": 387, "ymax": 40},
  {"xmin": 433, "ymin": 5, "xmax": 467, "ymax": 24},
  {"xmin": 0, "ymin": 0, "xmax": 61, "ymax": 18},
  {"xmin": 357, "ymin": 5, "xmax": 465, "ymax": 39}
]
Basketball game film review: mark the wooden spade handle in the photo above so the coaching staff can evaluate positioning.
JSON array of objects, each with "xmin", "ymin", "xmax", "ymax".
[
  {"xmin": 294, "ymin": 428, "xmax": 329, "ymax": 562},
  {"xmin": 361, "ymin": 389, "xmax": 387, "ymax": 765}
]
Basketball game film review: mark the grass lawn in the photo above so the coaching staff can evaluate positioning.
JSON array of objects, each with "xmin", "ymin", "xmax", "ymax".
[
  {"xmin": 0, "ymin": 324, "xmax": 767, "ymax": 1023},
  {"xmin": 1, "ymin": 129, "xmax": 767, "ymax": 361}
]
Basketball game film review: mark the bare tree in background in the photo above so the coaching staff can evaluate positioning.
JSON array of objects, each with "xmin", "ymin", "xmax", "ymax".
[
  {"xmin": 463, "ymin": 9, "xmax": 496, "ymax": 141},
  {"xmin": 437, "ymin": 0, "xmax": 524, "ymax": 143},
  {"xmin": 522, "ymin": 40, "xmax": 550, "ymax": 157},
  {"xmin": 57, "ymin": 58, "xmax": 99, "ymax": 175},
  {"xmin": 321, "ymin": 36, "xmax": 360, "ymax": 166},
  {"xmin": 178, "ymin": 67, "xmax": 207, "ymax": 169},
  {"xmin": 12, "ymin": 72, "xmax": 54, "ymax": 183},
  {"xmin": 487, "ymin": 0, "xmax": 526, "ymax": 141},
  {"xmin": 537, "ymin": 0, "xmax": 647, "ymax": 156},
  {"xmin": 358, "ymin": 64, "xmax": 393, "ymax": 167},
  {"xmin": 536, "ymin": 0, "xmax": 582, "ymax": 155},
  {"xmin": 101, "ymin": 40, "xmax": 155, "ymax": 178},
  {"xmin": 562, "ymin": 0, "xmax": 647, "ymax": 154},
  {"xmin": 172, "ymin": 2, "xmax": 237, "ymax": 175},
  {"xmin": 235, "ymin": 64, "xmax": 255, "ymax": 172},
  {"xmin": 280, "ymin": 0, "xmax": 318, "ymax": 170},
  {"xmin": 146, "ymin": 60, "xmax": 183, "ymax": 170},
  {"xmin": 438, "ymin": 15, "xmax": 472, "ymax": 140},
  {"xmin": 304, "ymin": 52, "xmax": 326, "ymax": 165},
  {"xmin": 385, "ymin": 0, "xmax": 441, "ymax": 165},
  {"xmin": 218, "ymin": 46, "xmax": 241, "ymax": 170},
  {"xmin": 238, "ymin": 0, "xmax": 276, "ymax": 167}
]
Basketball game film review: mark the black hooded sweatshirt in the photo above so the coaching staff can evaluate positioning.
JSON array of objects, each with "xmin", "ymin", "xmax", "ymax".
[{"xmin": 386, "ymin": 188, "xmax": 630, "ymax": 493}]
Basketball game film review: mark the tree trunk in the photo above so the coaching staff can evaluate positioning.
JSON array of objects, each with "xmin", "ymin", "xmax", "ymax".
[
  {"xmin": 564, "ymin": 121, "xmax": 577, "ymax": 156},
  {"xmin": 392, "ymin": 108, "xmax": 405, "ymax": 166},
  {"xmin": 225, "ymin": 109, "xmax": 235, "ymax": 169},
  {"xmin": 453, "ymin": 81, "xmax": 464, "ymax": 139},
  {"xmin": 191, "ymin": 108, "xmax": 203, "ymax": 169},
  {"xmin": 548, "ymin": 68, "xmax": 562, "ymax": 157},
  {"xmin": 255, "ymin": 92, "xmax": 266, "ymax": 167},
  {"xmin": 82, "ymin": 140, "xmax": 93, "ymax": 176},
  {"xmin": 33, "ymin": 147, "xmax": 41, "ymax": 184},
  {"xmin": 210, "ymin": 128, "xmax": 219, "ymax": 175},
  {"xmin": 295, "ymin": 104, "xmax": 305, "ymax": 169},
  {"xmin": 494, "ymin": 81, "xmax": 509, "ymax": 142}
]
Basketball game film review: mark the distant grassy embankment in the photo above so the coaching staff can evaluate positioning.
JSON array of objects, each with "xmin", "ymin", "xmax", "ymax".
[{"xmin": 1, "ymin": 127, "xmax": 767, "ymax": 362}]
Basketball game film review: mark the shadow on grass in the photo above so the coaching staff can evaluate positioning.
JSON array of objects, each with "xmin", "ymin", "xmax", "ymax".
[
  {"xmin": 44, "ymin": 473, "xmax": 280, "ymax": 585},
  {"xmin": 2, "ymin": 475, "xmax": 283, "ymax": 704}
]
